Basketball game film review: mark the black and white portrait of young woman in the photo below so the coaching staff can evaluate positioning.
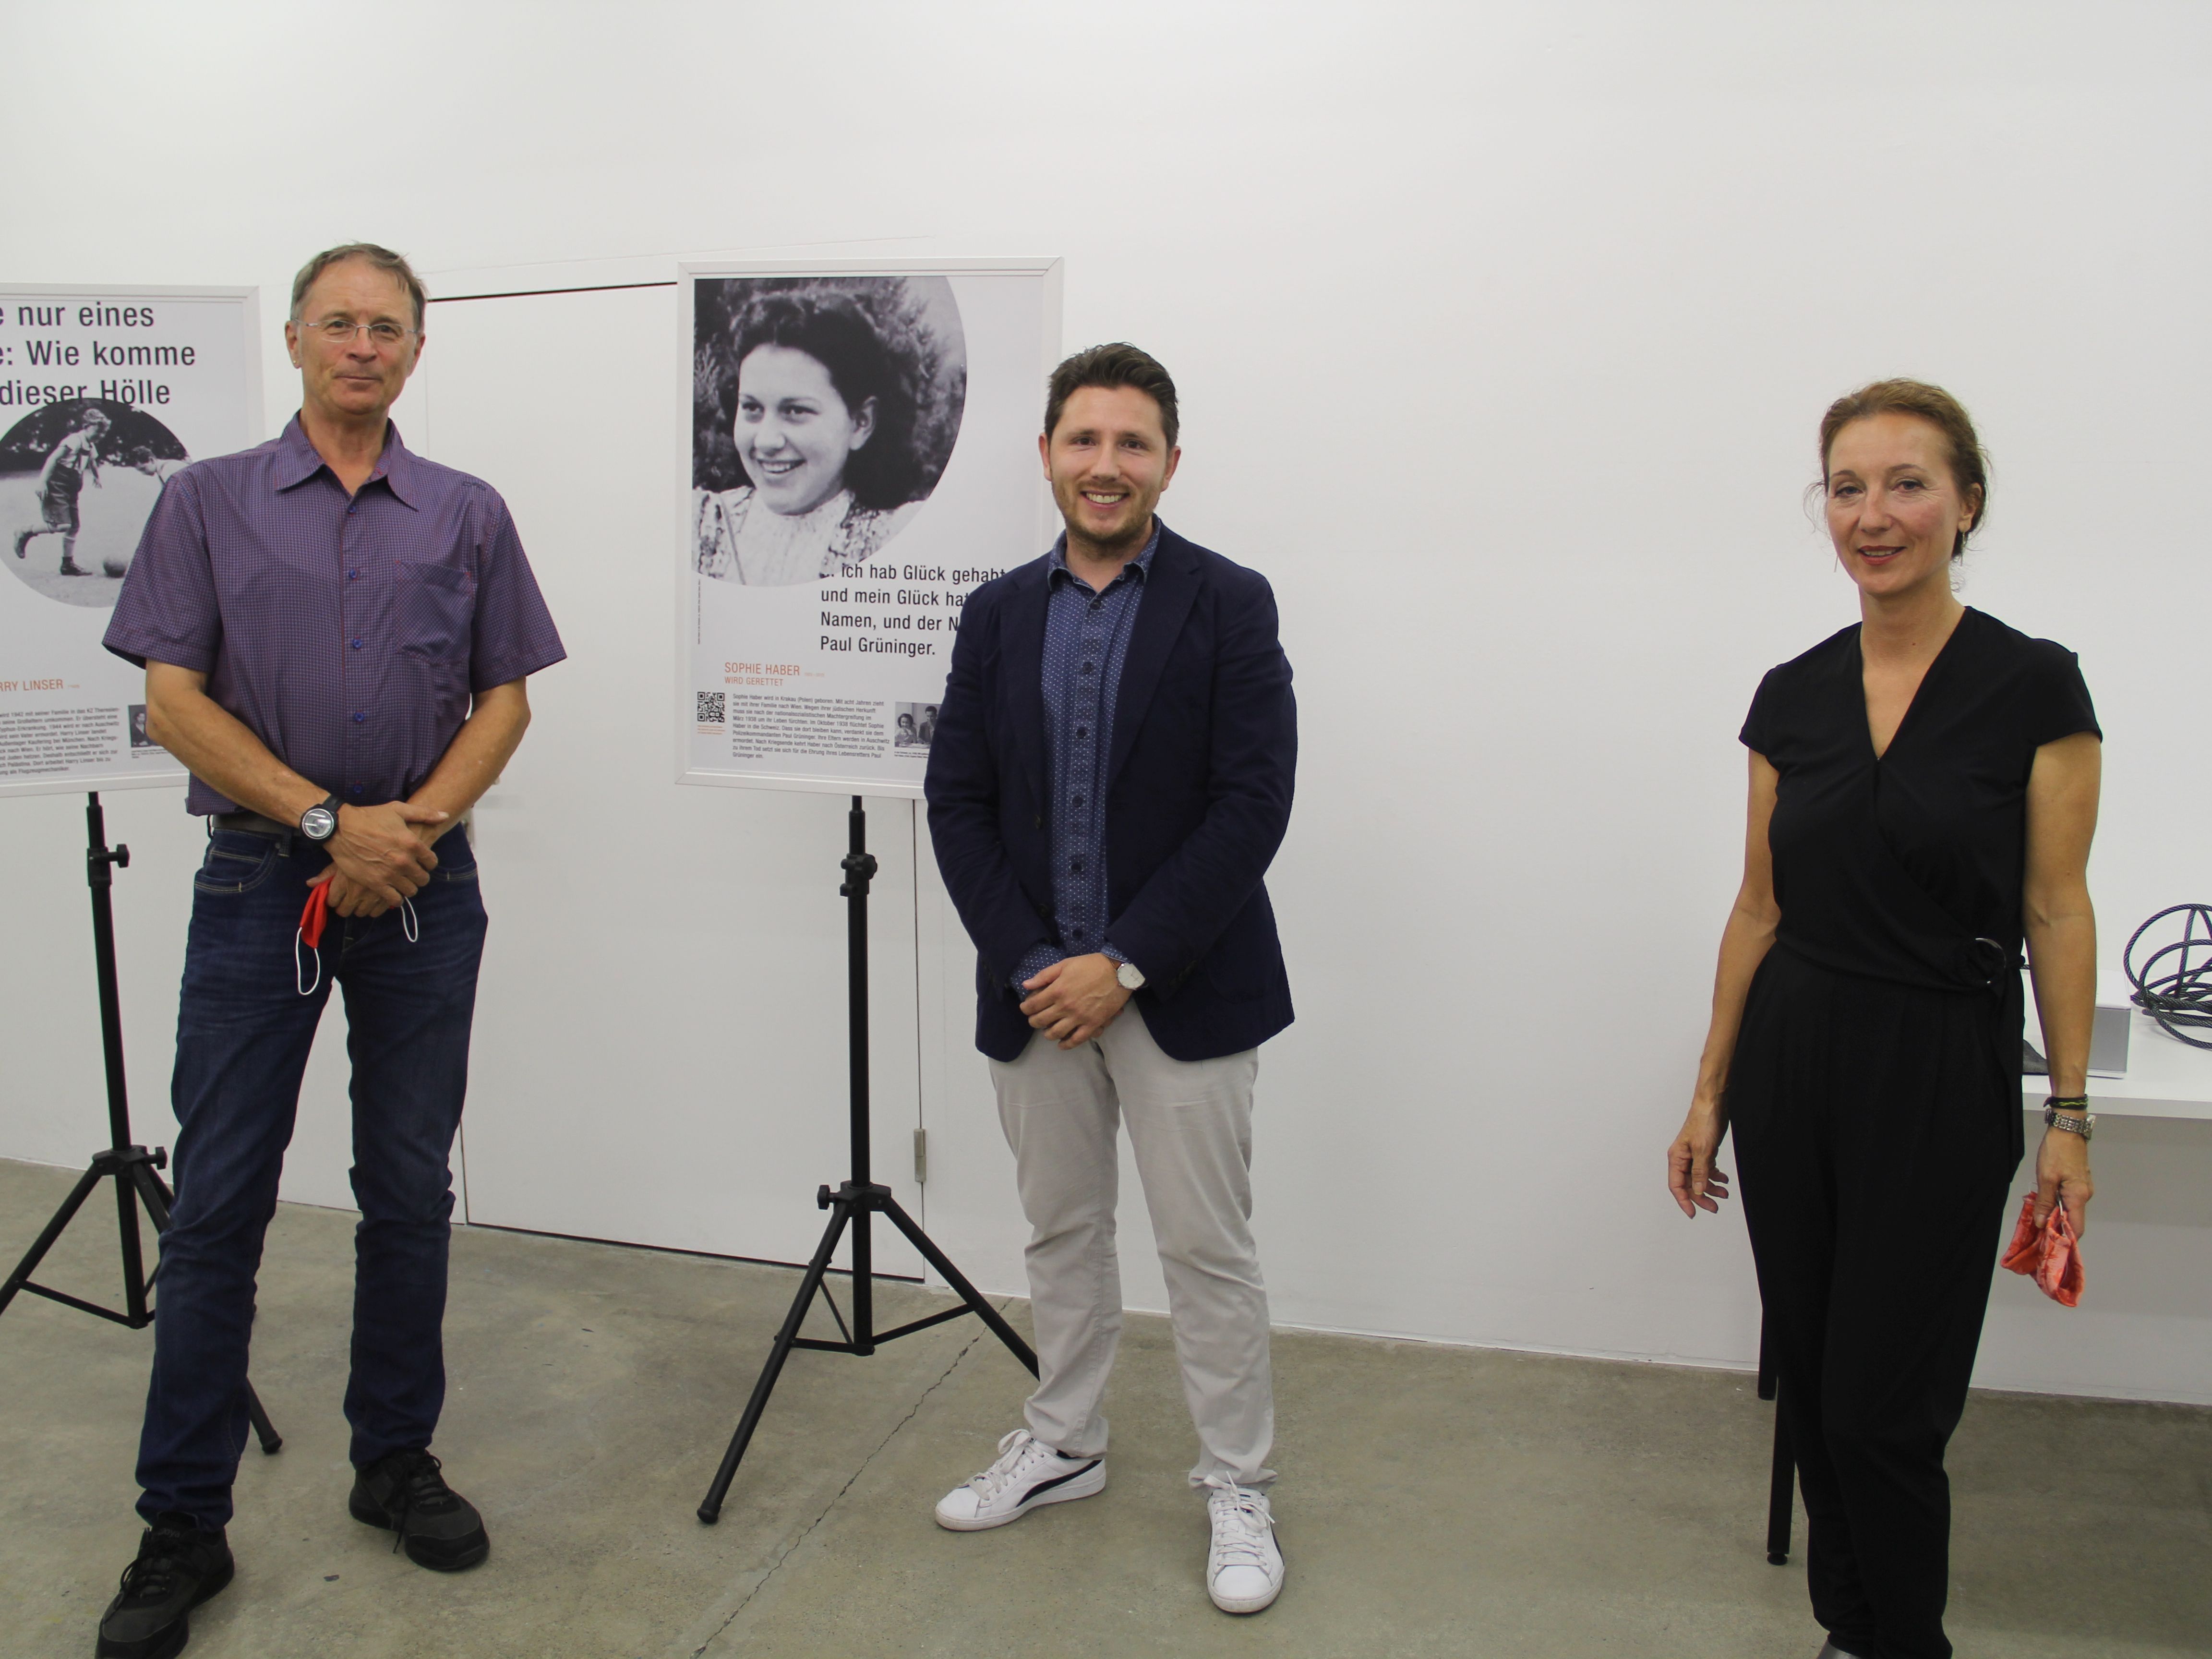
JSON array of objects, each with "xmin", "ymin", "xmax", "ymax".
[{"xmin": 692, "ymin": 276, "xmax": 967, "ymax": 586}]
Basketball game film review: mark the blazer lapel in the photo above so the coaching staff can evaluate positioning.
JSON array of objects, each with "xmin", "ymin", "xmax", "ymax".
[
  {"xmin": 1106, "ymin": 526, "xmax": 1200, "ymax": 794},
  {"xmin": 1000, "ymin": 557, "xmax": 1052, "ymax": 804}
]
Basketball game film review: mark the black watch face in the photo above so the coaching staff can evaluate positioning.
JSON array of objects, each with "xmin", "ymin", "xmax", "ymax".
[{"xmin": 301, "ymin": 805, "xmax": 336, "ymax": 841}]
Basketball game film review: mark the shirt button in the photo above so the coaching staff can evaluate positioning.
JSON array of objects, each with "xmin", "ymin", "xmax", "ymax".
[
  {"xmin": 1082, "ymin": 661, "xmax": 1095, "ymax": 674},
  {"xmin": 1072, "ymin": 794, "xmax": 1084, "ymax": 808},
  {"xmin": 347, "ymin": 569, "xmax": 360, "ymax": 580},
  {"xmin": 1076, "ymin": 726, "xmax": 1088, "ymax": 739},
  {"xmin": 352, "ymin": 712, "xmax": 366, "ymax": 723},
  {"xmin": 350, "ymin": 638, "xmax": 363, "ymax": 649},
  {"xmin": 348, "ymin": 785, "xmax": 364, "ymax": 796},
  {"xmin": 347, "ymin": 504, "xmax": 357, "ymax": 515},
  {"xmin": 1070, "ymin": 858, "xmax": 1084, "ymax": 873}
]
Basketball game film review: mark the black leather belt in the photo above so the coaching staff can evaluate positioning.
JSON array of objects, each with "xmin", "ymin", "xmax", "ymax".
[{"xmin": 211, "ymin": 811, "xmax": 295, "ymax": 837}]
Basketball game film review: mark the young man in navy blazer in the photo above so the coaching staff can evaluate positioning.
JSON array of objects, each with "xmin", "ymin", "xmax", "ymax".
[{"xmin": 924, "ymin": 344, "xmax": 1297, "ymax": 1614}]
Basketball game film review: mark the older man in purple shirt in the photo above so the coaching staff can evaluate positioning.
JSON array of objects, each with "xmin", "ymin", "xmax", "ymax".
[{"xmin": 92, "ymin": 243, "xmax": 564, "ymax": 1659}]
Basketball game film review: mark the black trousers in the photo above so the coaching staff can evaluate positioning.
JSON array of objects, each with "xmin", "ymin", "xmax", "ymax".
[{"xmin": 1730, "ymin": 948, "xmax": 2019, "ymax": 1659}]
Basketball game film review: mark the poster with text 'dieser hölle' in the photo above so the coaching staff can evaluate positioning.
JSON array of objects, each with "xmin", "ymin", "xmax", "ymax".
[
  {"xmin": 679, "ymin": 260, "xmax": 1059, "ymax": 798},
  {"xmin": 0, "ymin": 285, "xmax": 260, "ymax": 798}
]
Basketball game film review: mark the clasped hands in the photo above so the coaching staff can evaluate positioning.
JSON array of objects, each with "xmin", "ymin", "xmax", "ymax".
[
  {"xmin": 1021, "ymin": 952, "xmax": 1133, "ymax": 1049},
  {"xmin": 307, "ymin": 800, "xmax": 449, "ymax": 917}
]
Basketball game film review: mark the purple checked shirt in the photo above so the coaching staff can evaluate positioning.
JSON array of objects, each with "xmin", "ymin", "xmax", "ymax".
[{"xmin": 104, "ymin": 416, "xmax": 565, "ymax": 816}]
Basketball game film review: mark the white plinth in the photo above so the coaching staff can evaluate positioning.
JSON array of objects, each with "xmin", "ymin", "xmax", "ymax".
[{"xmin": 2020, "ymin": 972, "xmax": 2212, "ymax": 1121}]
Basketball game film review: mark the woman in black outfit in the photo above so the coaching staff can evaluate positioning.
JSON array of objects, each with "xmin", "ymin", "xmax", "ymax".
[{"xmin": 1667, "ymin": 381, "xmax": 2101, "ymax": 1659}]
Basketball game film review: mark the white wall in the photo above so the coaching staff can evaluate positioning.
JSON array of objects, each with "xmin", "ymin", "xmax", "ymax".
[{"xmin": 1, "ymin": 1, "xmax": 2206, "ymax": 1403}]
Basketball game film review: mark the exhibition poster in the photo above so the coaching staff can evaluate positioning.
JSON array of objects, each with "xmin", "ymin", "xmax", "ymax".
[
  {"xmin": 678, "ymin": 259, "xmax": 1059, "ymax": 797},
  {"xmin": 0, "ymin": 285, "xmax": 260, "ymax": 798}
]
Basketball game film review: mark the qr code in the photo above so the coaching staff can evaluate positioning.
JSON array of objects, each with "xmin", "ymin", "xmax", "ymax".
[{"xmin": 697, "ymin": 692, "xmax": 726, "ymax": 724}]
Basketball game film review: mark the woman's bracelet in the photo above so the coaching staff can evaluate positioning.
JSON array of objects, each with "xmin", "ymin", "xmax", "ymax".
[{"xmin": 2044, "ymin": 1095, "xmax": 2095, "ymax": 1140}]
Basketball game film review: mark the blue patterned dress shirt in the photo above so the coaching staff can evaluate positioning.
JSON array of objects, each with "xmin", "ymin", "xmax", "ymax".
[{"xmin": 1009, "ymin": 525, "xmax": 1160, "ymax": 994}]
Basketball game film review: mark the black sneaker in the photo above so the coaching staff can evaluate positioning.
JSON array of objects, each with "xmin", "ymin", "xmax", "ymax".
[
  {"xmin": 348, "ymin": 1449, "xmax": 490, "ymax": 1571},
  {"xmin": 96, "ymin": 1513, "xmax": 234, "ymax": 1659}
]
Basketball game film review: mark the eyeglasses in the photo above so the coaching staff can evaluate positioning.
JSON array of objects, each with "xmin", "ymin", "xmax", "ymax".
[{"xmin": 297, "ymin": 317, "xmax": 417, "ymax": 348}]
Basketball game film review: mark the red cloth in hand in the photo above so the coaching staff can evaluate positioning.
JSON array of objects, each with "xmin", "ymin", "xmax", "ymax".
[
  {"xmin": 2000, "ymin": 1193, "xmax": 2084, "ymax": 1307},
  {"xmin": 300, "ymin": 881, "xmax": 331, "ymax": 949}
]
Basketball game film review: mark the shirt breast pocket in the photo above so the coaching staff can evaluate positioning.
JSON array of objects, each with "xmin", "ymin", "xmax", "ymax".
[{"xmin": 395, "ymin": 560, "xmax": 475, "ymax": 662}]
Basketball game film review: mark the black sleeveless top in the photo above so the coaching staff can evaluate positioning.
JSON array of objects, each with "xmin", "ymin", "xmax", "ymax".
[{"xmin": 1741, "ymin": 606, "xmax": 2099, "ymax": 997}]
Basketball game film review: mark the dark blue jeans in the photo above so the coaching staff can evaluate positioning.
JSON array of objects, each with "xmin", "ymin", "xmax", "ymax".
[{"xmin": 136, "ymin": 824, "xmax": 487, "ymax": 1528}]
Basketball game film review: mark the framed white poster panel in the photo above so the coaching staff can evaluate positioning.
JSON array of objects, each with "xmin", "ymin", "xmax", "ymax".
[
  {"xmin": 0, "ymin": 284, "xmax": 261, "ymax": 798},
  {"xmin": 677, "ymin": 258, "xmax": 1060, "ymax": 797}
]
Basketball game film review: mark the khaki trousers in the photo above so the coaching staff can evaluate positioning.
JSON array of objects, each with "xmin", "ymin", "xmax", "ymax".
[{"xmin": 989, "ymin": 1005, "xmax": 1275, "ymax": 1488}]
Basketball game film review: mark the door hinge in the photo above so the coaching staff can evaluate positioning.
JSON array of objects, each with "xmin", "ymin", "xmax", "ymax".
[{"xmin": 913, "ymin": 1126, "xmax": 927, "ymax": 1186}]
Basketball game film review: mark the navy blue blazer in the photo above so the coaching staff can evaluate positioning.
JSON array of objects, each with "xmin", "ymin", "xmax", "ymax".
[{"xmin": 926, "ymin": 523, "xmax": 1297, "ymax": 1063}]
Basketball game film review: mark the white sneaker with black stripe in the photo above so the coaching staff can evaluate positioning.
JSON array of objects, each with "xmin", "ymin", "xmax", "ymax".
[
  {"xmin": 934, "ymin": 1429, "xmax": 1106, "ymax": 1531},
  {"xmin": 1203, "ymin": 1476, "xmax": 1285, "ymax": 1613}
]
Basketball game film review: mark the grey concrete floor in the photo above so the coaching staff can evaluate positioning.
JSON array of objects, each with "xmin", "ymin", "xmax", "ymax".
[{"xmin": 0, "ymin": 1157, "xmax": 2204, "ymax": 1659}]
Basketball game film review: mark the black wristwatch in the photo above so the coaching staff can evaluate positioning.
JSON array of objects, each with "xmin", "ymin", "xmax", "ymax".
[{"xmin": 299, "ymin": 792, "xmax": 342, "ymax": 842}]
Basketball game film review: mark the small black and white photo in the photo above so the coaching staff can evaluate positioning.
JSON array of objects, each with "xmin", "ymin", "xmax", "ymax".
[
  {"xmin": 892, "ymin": 700, "xmax": 939, "ymax": 750},
  {"xmin": 1, "ymin": 400, "xmax": 190, "ymax": 610},
  {"xmin": 126, "ymin": 703, "xmax": 156, "ymax": 749},
  {"xmin": 692, "ymin": 276, "xmax": 967, "ymax": 587}
]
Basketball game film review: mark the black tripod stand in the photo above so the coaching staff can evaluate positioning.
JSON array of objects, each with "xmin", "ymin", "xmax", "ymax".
[
  {"xmin": 697, "ymin": 796, "xmax": 1036, "ymax": 1523},
  {"xmin": 0, "ymin": 793, "xmax": 281, "ymax": 1455}
]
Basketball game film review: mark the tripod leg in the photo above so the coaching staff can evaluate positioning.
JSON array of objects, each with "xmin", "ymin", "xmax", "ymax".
[
  {"xmin": 128, "ymin": 1161, "xmax": 172, "ymax": 1296},
  {"xmin": 114, "ymin": 1163, "xmax": 154, "ymax": 1326},
  {"xmin": 0, "ymin": 1164, "xmax": 108, "ymax": 1316},
  {"xmin": 877, "ymin": 1198, "xmax": 1039, "ymax": 1376},
  {"xmin": 697, "ymin": 1202, "xmax": 854, "ymax": 1524},
  {"xmin": 1765, "ymin": 1384, "xmax": 1795, "ymax": 1565},
  {"xmin": 131, "ymin": 1160, "xmax": 173, "ymax": 1230},
  {"xmin": 245, "ymin": 1382, "xmax": 284, "ymax": 1455}
]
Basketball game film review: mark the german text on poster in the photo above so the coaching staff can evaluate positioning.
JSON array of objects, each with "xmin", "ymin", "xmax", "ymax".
[{"xmin": 0, "ymin": 285, "xmax": 260, "ymax": 797}]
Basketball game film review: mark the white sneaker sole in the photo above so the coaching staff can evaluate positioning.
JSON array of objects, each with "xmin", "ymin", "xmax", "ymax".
[
  {"xmin": 1209, "ymin": 1573, "xmax": 1284, "ymax": 1615},
  {"xmin": 934, "ymin": 1459, "xmax": 1106, "ymax": 1531}
]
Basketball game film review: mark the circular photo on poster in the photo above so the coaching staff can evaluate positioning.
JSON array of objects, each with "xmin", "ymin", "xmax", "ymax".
[
  {"xmin": 692, "ymin": 276, "xmax": 967, "ymax": 586},
  {"xmin": 0, "ymin": 400, "xmax": 187, "ymax": 609}
]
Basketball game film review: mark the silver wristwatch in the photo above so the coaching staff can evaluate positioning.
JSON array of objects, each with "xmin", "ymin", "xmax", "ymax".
[
  {"xmin": 2044, "ymin": 1101, "xmax": 2095, "ymax": 1140},
  {"xmin": 300, "ymin": 793, "xmax": 341, "ymax": 842},
  {"xmin": 1115, "ymin": 960, "xmax": 1145, "ymax": 991}
]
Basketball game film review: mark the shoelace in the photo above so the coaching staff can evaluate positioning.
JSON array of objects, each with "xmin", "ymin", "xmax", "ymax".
[
  {"xmin": 965, "ymin": 1430, "xmax": 1057, "ymax": 1502},
  {"xmin": 1203, "ymin": 1480, "xmax": 1274, "ymax": 1571},
  {"xmin": 114, "ymin": 1526, "xmax": 196, "ymax": 1606},
  {"xmin": 379, "ymin": 1451, "xmax": 459, "ymax": 1553}
]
